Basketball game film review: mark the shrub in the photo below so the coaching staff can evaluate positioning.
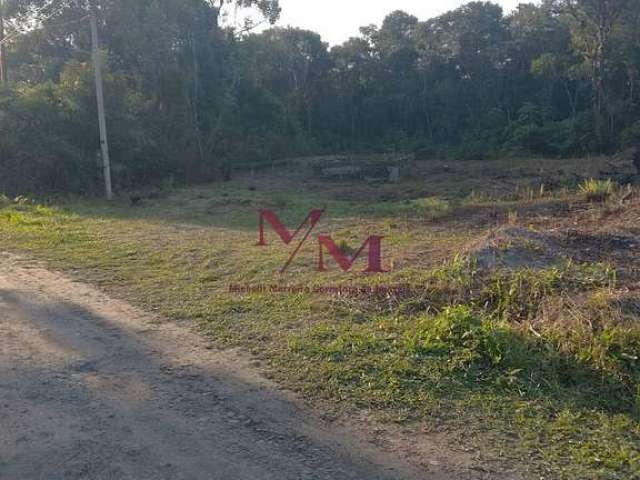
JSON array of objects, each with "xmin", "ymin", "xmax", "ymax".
[
  {"xmin": 506, "ymin": 120, "xmax": 578, "ymax": 157},
  {"xmin": 453, "ymin": 138, "xmax": 493, "ymax": 161},
  {"xmin": 619, "ymin": 120, "xmax": 640, "ymax": 148},
  {"xmin": 412, "ymin": 140, "xmax": 439, "ymax": 161},
  {"xmin": 413, "ymin": 306, "xmax": 506, "ymax": 370},
  {"xmin": 578, "ymin": 178, "xmax": 616, "ymax": 203}
]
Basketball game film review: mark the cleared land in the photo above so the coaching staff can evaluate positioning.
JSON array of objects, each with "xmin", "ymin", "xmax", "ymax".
[
  {"xmin": 1, "ymin": 156, "xmax": 639, "ymax": 479},
  {"xmin": 0, "ymin": 253, "xmax": 425, "ymax": 480}
]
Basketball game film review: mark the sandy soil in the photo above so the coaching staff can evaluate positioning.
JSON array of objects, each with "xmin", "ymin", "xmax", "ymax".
[{"xmin": 0, "ymin": 252, "xmax": 472, "ymax": 480}]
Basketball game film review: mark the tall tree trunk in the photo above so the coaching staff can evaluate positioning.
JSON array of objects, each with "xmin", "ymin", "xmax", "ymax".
[
  {"xmin": 422, "ymin": 78, "xmax": 434, "ymax": 140},
  {"xmin": 563, "ymin": 0, "xmax": 630, "ymax": 147},
  {"xmin": 189, "ymin": 32, "xmax": 205, "ymax": 165},
  {"xmin": 0, "ymin": 0, "xmax": 7, "ymax": 85},
  {"xmin": 305, "ymin": 98, "xmax": 312, "ymax": 135},
  {"xmin": 628, "ymin": 65, "xmax": 636, "ymax": 103},
  {"xmin": 563, "ymin": 80, "xmax": 578, "ymax": 127},
  {"xmin": 591, "ymin": 19, "xmax": 609, "ymax": 147}
]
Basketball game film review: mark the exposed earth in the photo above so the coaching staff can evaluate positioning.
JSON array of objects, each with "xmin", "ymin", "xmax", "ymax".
[{"xmin": 0, "ymin": 252, "xmax": 470, "ymax": 480}]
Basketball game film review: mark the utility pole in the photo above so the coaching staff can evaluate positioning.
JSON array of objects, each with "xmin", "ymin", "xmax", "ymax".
[
  {"xmin": 89, "ymin": 2, "xmax": 113, "ymax": 200},
  {"xmin": 0, "ymin": 0, "xmax": 7, "ymax": 85}
]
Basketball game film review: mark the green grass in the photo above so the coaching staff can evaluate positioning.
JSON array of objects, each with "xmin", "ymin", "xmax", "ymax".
[{"xmin": 0, "ymin": 171, "xmax": 638, "ymax": 479}]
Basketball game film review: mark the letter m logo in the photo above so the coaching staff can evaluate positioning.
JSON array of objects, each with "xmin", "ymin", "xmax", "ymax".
[
  {"xmin": 317, "ymin": 236, "xmax": 385, "ymax": 273},
  {"xmin": 257, "ymin": 209, "xmax": 325, "ymax": 273},
  {"xmin": 256, "ymin": 209, "xmax": 386, "ymax": 274}
]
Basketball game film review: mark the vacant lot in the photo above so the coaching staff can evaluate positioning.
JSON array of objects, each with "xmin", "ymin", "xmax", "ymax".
[{"xmin": 1, "ymin": 156, "xmax": 639, "ymax": 479}]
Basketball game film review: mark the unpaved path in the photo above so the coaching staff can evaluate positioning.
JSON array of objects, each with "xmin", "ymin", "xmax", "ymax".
[{"xmin": 0, "ymin": 253, "xmax": 438, "ymax": 480}]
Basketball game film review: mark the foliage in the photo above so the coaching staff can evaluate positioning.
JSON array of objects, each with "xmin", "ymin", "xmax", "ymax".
[
  {"xmin": 620, "ymin": 121, "xmax": 640, "ymax": 147},
  {"xmin": 578, "ymin": 178, "xmax": 616, "ymax": 202},
  {"xmin": 2, "ymin": 1, "xmax": 640, "ymax": 194}
]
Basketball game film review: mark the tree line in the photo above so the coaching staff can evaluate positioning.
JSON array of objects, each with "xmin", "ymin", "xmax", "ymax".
[{"xmin": 1, "ymin": 0, "xmax": 640, "ymax": 194}]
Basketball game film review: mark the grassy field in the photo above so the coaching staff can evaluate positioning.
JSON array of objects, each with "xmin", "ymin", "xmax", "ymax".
[{"xmin": 1, "ymin": 156, "xmax": 639, "ymax": 478}]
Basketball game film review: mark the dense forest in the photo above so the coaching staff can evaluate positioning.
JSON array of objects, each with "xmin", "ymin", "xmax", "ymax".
[{"xmin": 1, "ymin": 0, "xmax": 640, "ymax": 194}]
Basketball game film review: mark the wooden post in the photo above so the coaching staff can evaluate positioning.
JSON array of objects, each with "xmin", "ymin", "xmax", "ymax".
[{"xmin": 90, "ymin": 4, "xmax": 113, "ymax": 200}]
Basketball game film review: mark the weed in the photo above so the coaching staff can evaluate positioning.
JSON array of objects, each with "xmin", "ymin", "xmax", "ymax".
[{"xmin": 579, "ymin": 178, "xmax": 616, "ymax": 203}]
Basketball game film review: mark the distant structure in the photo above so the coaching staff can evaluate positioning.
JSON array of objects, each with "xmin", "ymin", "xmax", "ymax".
[{"xmin": 388, "ymin": 166, "xmax": 400, "ymax": 183}]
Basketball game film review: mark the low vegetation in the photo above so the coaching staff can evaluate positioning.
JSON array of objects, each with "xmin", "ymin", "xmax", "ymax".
[
  {"xmin": 579, "ymin": 179, "xmax": 616, "ymax": 203},
  {"xmin": 0, "ymin": 156, "xmax": 638, "ymax": 479},
  {"xmin": 2, "ymin": 0, "xmax": 639, "ymax": 476}
]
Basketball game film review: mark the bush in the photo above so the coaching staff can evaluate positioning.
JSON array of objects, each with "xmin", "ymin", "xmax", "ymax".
[
  {"xmin": 413, "ymin": 306, "xmax": 507, "ymax": 370},
  {"xmin": 412, "ymin": 140, "xmax": 439, "ymax": 161},
  {"xmin": 578, "ymin": 178, "xmax": 616, "ymax": 203},
  {"xmin": 453, "ymin": 138, "xmax": 494, "ymax": 161},
  {"xmin": 0, "ymin": 82, "xmax": 94, "ymax": 195},
  {"xmin": 506, "ymin": 120, "xmax": 577, "ymax": 157},
  {"xmin": 619, "ymin": 120, "xmax": 640, "ymax": 148}
]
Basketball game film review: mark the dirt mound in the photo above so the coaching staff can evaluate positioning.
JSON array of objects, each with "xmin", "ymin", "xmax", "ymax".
[
  {"xmin": 560, "ymin": 230, "xmax": 640, "ymax": 254},
  {"xmin": 469, "ymin": 226, "xmax": 640, "ymax": 271},
  {"xmin": 468, "ymin": 226, "xmax": 566, "ymax": 270}
]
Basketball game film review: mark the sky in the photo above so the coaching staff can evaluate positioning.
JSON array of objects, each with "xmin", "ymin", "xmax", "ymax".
[{"xmin": 268, "ymin": 0, "xmax": 527, "ymax": 46}]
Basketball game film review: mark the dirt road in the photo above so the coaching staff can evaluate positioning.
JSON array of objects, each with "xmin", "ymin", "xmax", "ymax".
[{"xmin": 0, "ymin": 253, "xmax": 431, "ymax": 480}]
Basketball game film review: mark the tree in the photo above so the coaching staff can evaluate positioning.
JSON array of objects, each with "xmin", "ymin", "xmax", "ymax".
[
  {"xmin": 0, "ymin": 1, "xmax": 6, "ymax": 84},
  {"xmin": 4, "ymin": 0, "xmax": 640, "ymax": 195},
  {"xmin": 556, "ymin": 0, "xmax": 638, "ymax": 145}
]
